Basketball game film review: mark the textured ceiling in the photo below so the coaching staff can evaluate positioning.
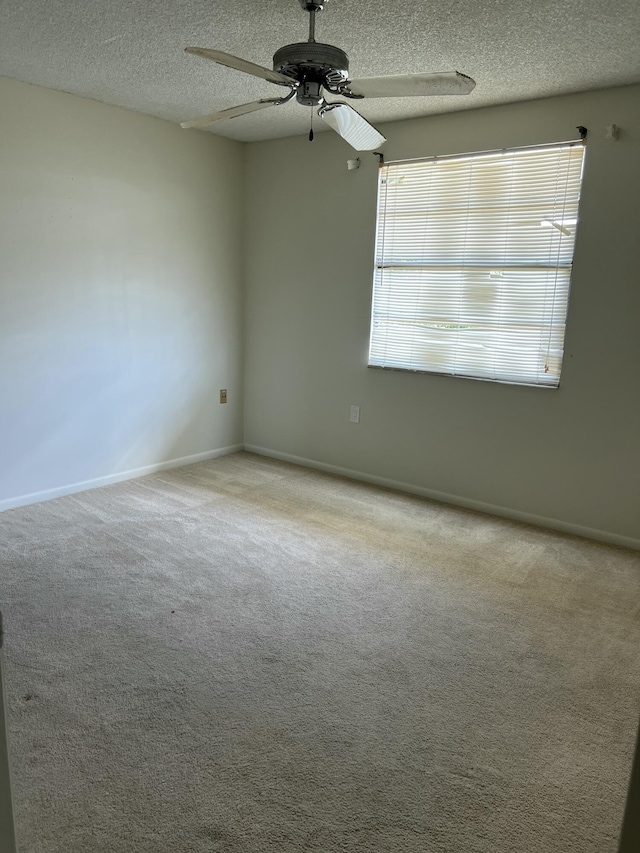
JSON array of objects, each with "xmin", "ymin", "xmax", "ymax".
[{"xmin": 1, "ymin": 0, "xmax": 639, "ymax": 143}]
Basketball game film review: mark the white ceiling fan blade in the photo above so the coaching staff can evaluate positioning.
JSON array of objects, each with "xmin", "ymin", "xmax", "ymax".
[
  {"xmin": 185, "ymin": 47, "xmax": 294, "ymax": 87},
  {"xmin": 319, "ymin": 103, "xmax": 386, "ymax": 151},
  {"xmin": 181, "ymin": 99, "xmax": 283, "ymax": 129},
  {"xmin": 346, "ymin": 71, "xmax": 476, "ymax": 98}
]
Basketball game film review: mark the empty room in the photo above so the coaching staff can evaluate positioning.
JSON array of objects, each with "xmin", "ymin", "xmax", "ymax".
[{"xmin": 1, "ymin": 0, "xmax": 639, "ymax": 851}]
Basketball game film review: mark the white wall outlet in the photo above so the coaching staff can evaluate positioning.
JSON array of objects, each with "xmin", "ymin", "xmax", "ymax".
[
  {"xmin": 350, "ymin": 405, "xmax": 360, "ymax": 424},
  {"xmin": 220, "ymin": 389, "xmax": 227, "ymax": 404}
]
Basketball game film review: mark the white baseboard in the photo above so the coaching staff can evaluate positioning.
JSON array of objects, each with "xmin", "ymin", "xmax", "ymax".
[
  {"xmin": 5, "ymin": 441, "xmax": 638, "ymax": 551},
  {"xmin": 0, "ymin": 444, "xmax": 243, "ymax": 513},
  {"xmin": 244, "ymin": 444, "xmax": 640, "ymax": 551}
]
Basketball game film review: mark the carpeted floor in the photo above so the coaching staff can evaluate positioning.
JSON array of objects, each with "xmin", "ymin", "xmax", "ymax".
[{"xmin": 1, "ymin": 451, "xmax": 639, "ymax": 852}]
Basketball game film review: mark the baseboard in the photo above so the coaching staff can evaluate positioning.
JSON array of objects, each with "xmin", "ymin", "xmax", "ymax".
[
  {"xmin": 0, "ymin": 444, "xmax": 244, "ymax": 513},
  {"xmin": 244, "ymin": 444, "xmax": 640, "ymax": 551}
]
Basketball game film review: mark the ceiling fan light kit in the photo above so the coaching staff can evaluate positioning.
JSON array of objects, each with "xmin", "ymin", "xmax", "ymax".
[{"xmin": 181, "ymin": 0, "xmax": 476, "ymax": 151}]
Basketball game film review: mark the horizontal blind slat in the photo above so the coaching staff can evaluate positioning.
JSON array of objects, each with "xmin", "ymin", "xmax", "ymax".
[{"xmin": 369, "ymin": 141, "xmax": 584, "ymax": 386}]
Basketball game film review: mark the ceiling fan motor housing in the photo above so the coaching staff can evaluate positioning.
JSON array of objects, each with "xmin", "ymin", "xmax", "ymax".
[{"xmin": 273, "ymin": 42, "xmax": 349, "ymax": 104}]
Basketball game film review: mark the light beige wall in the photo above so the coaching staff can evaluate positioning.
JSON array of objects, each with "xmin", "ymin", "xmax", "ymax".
[
  {"xmin": 0, "ymin": 77, "xmax": 244, "ymax": 507},
  {"xmin": 244, "ymin": 84, "xmax": 640, "ymax": 546}
]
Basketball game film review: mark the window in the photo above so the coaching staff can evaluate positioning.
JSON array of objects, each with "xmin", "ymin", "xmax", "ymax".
[{"xmin": 368, "ymin": 141, "xmax": 585, "ymax": 387}]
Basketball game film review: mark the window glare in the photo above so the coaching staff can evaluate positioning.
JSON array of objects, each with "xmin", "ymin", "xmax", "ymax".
[{"xmin": 369, "ymin": 142, "xmax": 585, "ymax": 387}]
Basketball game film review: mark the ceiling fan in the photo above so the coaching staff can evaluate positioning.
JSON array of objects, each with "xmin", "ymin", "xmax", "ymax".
[{"xmin": 181, "ymin": 0, "xmax": 476, "ymax": 151}]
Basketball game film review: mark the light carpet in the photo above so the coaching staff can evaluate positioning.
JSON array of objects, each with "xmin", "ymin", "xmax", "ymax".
[{"xmin": 1, "ymin": 451, "xmax": 639, "ymax": 852}]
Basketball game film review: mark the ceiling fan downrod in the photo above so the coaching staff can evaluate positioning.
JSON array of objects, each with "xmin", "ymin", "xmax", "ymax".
[{"xmin": 299, "ymin": 0, "xmax": 325, "ymax": 43}]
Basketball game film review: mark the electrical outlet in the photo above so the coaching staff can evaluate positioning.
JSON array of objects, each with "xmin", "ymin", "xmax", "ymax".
[
  {"xmin": 220, "ymin": 389, "xmax": 227, "ymax": 404},
  {"xmin": 350, "ymin": 405, "xmax": 360, "ymax": 423}
]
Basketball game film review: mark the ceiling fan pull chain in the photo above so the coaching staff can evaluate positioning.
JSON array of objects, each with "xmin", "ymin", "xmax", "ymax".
[{"xmin": 309, "ymin": 106, "xmax": 314, "ymax": 141}]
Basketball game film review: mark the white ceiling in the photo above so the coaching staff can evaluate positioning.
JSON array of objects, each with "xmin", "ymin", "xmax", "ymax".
[{"xmin": 1, "ymin": 0, "xmax": 639, "ymax": 143}]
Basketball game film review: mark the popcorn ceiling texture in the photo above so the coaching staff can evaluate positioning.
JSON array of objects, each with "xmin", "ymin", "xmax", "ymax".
[{"xmin": 0, "ymin": 0, "xmax": 639, "ymax": 143}]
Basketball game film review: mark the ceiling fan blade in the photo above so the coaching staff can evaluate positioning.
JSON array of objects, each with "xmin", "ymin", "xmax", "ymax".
[
  {"xmin": 185, "ymin": 47, "xmax": 294, "ymax": 87},
  {"xmin": 181, "ymin": 98, "xmax": 283, "ymax": 129},
  {"xmin": 346, "ymin": 71, "xmax": 476, "ymax": 98},
  {"xmin": 318, "ymin": 103, "xmax": 386, "ymax": 151}
]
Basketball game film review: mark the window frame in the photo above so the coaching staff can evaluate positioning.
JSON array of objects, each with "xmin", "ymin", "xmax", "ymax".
[{"xmin": 367, "ymin": 140, "xmax": 586, "ymax": 388}]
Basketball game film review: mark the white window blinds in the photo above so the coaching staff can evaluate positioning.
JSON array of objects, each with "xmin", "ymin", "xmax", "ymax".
[{"xmin": 368, "ymin": 141, "xmax": 585, "ymax": 386}]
